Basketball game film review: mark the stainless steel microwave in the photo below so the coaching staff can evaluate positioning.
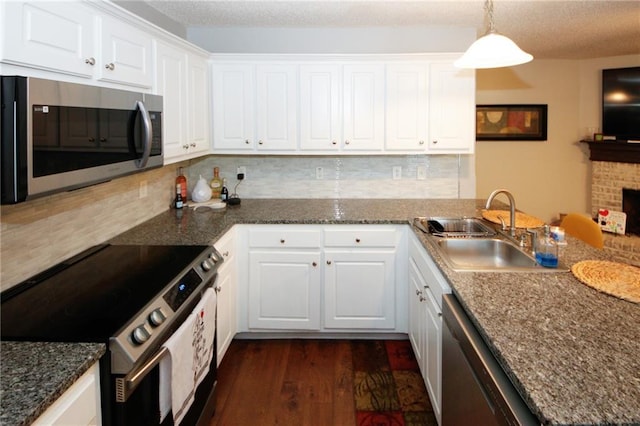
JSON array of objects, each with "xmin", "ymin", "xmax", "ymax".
[{"xmin": 1, "ymin": 76, "xmax": 163, "ymax": 204}]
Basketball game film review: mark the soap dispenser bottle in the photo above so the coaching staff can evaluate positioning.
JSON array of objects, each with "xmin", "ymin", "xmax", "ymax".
[{"xmin": 535, "ymin": 225, "xmax": 558, "ymax": 268}]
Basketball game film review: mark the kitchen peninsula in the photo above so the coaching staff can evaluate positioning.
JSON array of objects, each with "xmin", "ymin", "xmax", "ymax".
[{"xmin": 3, "ymin": 199, "xmax": 639, "ymax": 425}]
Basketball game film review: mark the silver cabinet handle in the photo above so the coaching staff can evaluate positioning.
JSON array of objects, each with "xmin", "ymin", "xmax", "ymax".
[
  {"xmin": 258, "ymin": 140, "xmax": 264, "ymax": 145},
  {"xmin": 326, "ymin": 260, "xmax": 332, "ymax": 265},
  {"xmin": 105, "ymin": 62, "xmax": 115, "ymax": 70},
  {"xmin": 432, "ymin": 140, "xmax": 438, "ymax": 145},
  {"xmin": 245, "ymin": 139, "xmax": 250, "ymax": 144},
  {"xmin": 331, "ymin": 140, "xmax": 337, "ymax": 145},
  {"xmin": 345, "ymin": 140, "xmax": 350, "ymax": 145},
  {"xmin": 85, "ymin": 57, "xmax": 95, "ymax": 66},
  {"xmin": 419, "ymin": 140, "xmax": 425, "ymax": 145}
]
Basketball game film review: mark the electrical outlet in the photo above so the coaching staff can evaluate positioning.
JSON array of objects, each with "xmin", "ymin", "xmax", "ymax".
[
  {"xmin": 237, "ymin": 166, "xmax": 246, "ymax": 179},
  {"xmin": 139, "ymin": 180, "xmax": 148, "ymax": 198},
  {"xmin": 316, "ymin": 167, "xmax": 323, "ymax": 180},
  {"xmin": 393, "ymin": 166, "xmax": 402, "ymax": 180},
  {"xmin": 417, "ymin": 165, "xmax": 427, "ymax": 180}
]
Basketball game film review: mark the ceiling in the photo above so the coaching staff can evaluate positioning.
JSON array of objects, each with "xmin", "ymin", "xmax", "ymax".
[{"xmin": 142, "ymin": 0, "xmax": 640, "ymax": 59}]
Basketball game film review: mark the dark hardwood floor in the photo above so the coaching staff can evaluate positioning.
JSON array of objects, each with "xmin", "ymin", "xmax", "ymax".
[
  {"xmin": 210, "ymin": 339, "xmax": 356, "ymax": 426},
  {"xmin": 209, "ymin": 338, "xmax": 437, "ymax": 426}
]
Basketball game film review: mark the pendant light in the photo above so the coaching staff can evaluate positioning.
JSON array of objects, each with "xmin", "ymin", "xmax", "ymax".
[{"xmin": 454, "ymin": 0, "xmax": 533, "ymax": 69}]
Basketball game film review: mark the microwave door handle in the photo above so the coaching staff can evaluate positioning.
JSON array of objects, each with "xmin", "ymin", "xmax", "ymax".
[{"xmin": 135, "ymin": 100, "xmax": 152, "ymax": 168}]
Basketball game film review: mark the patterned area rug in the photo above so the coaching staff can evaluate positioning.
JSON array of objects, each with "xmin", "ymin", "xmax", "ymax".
[{"xmin": 353, "ymin": 340, "xmax": 438, "ymax": 426}]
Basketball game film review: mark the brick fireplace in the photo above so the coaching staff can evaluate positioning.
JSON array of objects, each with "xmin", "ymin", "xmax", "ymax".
[{"xmin": 590, "ymin": 160, "xmax": 640, "ymax": 266}]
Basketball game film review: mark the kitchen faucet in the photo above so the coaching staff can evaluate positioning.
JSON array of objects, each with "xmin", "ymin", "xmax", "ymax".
[{"xmin": 485, "ymin": 189, "xmax": 517, "ymax": 237}]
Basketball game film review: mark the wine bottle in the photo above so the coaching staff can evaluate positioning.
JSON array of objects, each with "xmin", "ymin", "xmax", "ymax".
[
  {"xmin": 174, "ymin": 184, "xmax": 184, "ymax": 209},
  {"xmin": 176, "ymin": 167, "xmax": 187, "ymax": 200},
  {"xmin": 220, "ymin": 178, "xmax": 229, "ymax": 201},
  {"xmin": 210, "ymin": 167, "xmax": 222, "ymax": 199}
]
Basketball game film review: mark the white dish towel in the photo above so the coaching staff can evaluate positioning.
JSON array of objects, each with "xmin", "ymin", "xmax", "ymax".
[{"xmin": 159, "ymin": 288, "xmax": 217, "ymax": 425}]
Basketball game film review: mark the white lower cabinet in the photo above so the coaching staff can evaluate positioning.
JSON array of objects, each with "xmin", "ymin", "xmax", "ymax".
[
  {"xmin": 408, "ymin": 232, "xmax": 451, "ymax": 425},
  {"xmin": 33, "ymin": 362, "xmax": 101, "ymax": 426},
  {"xmin": 248, "ymin": 250, "xmax": 322, "ymax": 330},
  {"xmin": 214, "ymin": 228, "xmax": 237, "ymax": 365},
  {"xmin": 244, "ymin": 225, "xmax": 404, "ymax": 333}
]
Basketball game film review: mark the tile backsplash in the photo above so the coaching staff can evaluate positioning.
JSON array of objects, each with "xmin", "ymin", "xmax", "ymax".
[
  {"xmin": 0, "ymin": 153, "xmax": 472, "ymax": 290},
  {"xmin": 187, "ymin": 154, "xmax": 472, "ymax": 199}
]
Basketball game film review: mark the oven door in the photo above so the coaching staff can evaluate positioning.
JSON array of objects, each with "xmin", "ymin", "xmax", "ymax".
[{"xmin": 106, "ymin": 291, "xmax": 217, "ymax": 426}]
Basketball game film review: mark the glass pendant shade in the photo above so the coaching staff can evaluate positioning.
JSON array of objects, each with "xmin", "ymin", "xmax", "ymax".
[{"xmin": 454, "ymin": 32, "xmax": 533, "ymax": 69}]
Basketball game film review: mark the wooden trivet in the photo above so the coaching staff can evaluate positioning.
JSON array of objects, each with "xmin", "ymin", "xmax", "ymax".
[
  {"xmin": 571, "ymin": 260, "xmax": 640, "ymax": 303},
  {"xmin": 481, "ymin": 210, "xmax": 545, "ymax": 229}
]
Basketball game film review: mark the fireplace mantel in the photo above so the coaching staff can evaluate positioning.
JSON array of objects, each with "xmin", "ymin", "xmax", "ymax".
[{"xmin": 581, "ymin": 140, "xmax": 640, "ymax": 164}]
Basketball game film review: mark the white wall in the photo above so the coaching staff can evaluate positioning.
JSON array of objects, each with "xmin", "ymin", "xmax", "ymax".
[{"xmin": 475, "ymin": 55, "xmax": 639, "ymax": 224}]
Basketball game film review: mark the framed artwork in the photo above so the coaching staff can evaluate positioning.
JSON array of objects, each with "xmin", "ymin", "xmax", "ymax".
[{"xmin": 476, "ymin": 104, "xmax": 548, "ymax": 141}]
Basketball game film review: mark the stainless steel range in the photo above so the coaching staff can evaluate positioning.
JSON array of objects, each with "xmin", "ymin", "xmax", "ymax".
[{"xmin": 1, "ymin": 244, "xmax": 223, "ymax": 425}]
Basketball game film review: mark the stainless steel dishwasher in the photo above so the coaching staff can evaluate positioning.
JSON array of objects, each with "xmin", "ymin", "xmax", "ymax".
[{"xmin": 442, "ymin": 294, "xmax": 539, "ymax": 426}]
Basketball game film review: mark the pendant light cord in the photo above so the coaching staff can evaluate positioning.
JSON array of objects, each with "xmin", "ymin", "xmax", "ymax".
[{"xmin": 485, "ymin": 0, "xmax": 496, "ymax": 34}]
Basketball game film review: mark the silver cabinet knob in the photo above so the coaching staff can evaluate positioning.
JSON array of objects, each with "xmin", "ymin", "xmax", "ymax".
[
  {"xmin": 280, "ymin": 239, "xmax": 285, "ymax": 244},
  {"xmin": 432, "ymin": 140, "xmax": 438, "ymax": 145},
  {"xmin": 190, "ymin": 143, "xmax": 196, "ymax": 147},
  {"xmin": 420, "ymin": 296, "xmax": 426, "ymax": 302},
  {"xmin": 355, "ymin": 238, "xmax": 361, "ymax": 243},
  {"xmin": 223, "ymin": 251, "xmax": 229, "ymax": 257},
  {"xmin": 245, "ymin": 139, "xmax": 250, "ymax": 144},
  {"xmin": 214, "ymin": 286, "xmax": 222, "ymax": 293},
  {"xmin": 331, "ymin": 140, "xmax": 337, "ymax": 145},
  {"xmin": 258, "ymin": 140, "xmax": 264, "ymax": 145},
  {"xmin": 183, "ymin": 144, "xmax": 189, "ymax": 150},
  {"xmin": 85, "ymin": 57, "xmax": 96, "ymax": 66},
  {"xmin": 326, "ymin": 260, "xmax": 332, "ymax": 265},
  {"xmin": 345, "ymin": 140, "xmax": 350, "ymax": 145},
  {"xmin": 419, "ymin": 140, "xmax": 425, "ymax": 145},
  {"xmin": 416, "ymin": 290, "xmax": 422, "ymax": 296},
  {"xmin": 312, "ymin": 262, "xmax": 317, "ymax": 267},
  {"xmin": 105, "ymin": 62, "xmax": 115, "ymax": 70}
]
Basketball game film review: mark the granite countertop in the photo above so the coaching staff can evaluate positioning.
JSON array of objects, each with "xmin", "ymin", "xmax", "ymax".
[
  {"xmin": 0, "ymin": 341, "xmax": 105, "ymax": 426},
  {"xmin": 4, "ymin": 199, "xmax": 638, "ymax": 425},
  {"xmin": 111, "ymin": 198, "xmax": 640, "ymax": 425}
]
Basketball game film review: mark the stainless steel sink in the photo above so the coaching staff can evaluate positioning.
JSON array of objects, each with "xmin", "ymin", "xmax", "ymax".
[
  {"xmin": 434, "ymin": 237, "xmax": 569, "ymax": 273},
  {"xmin": 415, "ymin": 217, "xmax": 496, "ymax": 237}
]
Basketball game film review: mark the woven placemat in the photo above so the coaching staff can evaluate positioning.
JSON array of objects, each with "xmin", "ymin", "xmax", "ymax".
[
  {"xmin": 481, "ymin": 210, "xmax": 545, "ymax": 228},
  {"xmin": 571, "ymin": 260, "xmax": 640, "ymax": 303}
]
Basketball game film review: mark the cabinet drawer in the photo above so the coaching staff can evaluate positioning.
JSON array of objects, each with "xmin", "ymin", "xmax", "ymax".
[
  {"xmin": 410, "ymin": 234, "xmax": 451, "ymax": 308},
  {"xmin": 249, "ymin": 227, "xmax": 322, "ymax": 248},
  {"xmin": 324, "ymin": 227, "xmax": 397, "ymax": 248},
  {"xmin": 214, "ymin": 228, "xmax": 236, "ymax": 261}
]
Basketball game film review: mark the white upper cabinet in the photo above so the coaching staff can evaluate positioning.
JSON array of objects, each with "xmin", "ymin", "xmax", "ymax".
[
  {"xmin": 342, "ymin": 64, "xmax": 385, "ymax": 151},
  {"xmin": 255, "ymin": 64, "xmax": 298, "ymax": 151},
  {"xmin": 427, "ymin": 61, "xmax": 475, "ymax": 154},
  {"xmin": 1, "ymin": 2, "xmax": 95, "ymax": 78},
  {"xmin": 299, "ymin": 64, "xmax": 341, "ymax": 151},
  {"xmin": 1, "ymin": 1, "xmax": 153, "ymax": 89},
  {"xmin": 210, "ymin": 54, "xmax": 475, "ymax": 155},
  {"xmin": 98, "ymin": 14, "xmax": 153, "ymax": 88},
  {"xmin": 385, "ymin": 63, "xmax": 429, "ymax": 152},
  {"xmin": 187, "ymin": 53, "xmax": 211, "ymax": 154},
  {"xmin": 155, "ymin": 41, "xmax": 188, "ymax": 160},
  {"xmin": 211, "ymin": 63, "xmax": 256, "ymax": 151}
]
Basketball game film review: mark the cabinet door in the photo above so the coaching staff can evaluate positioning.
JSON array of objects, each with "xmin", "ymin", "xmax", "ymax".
[
  {"xmin": 324, "ymin": 249, "xmax": 395, "ymax": 329},
  {"xmin": 212, "ymin": 64, "xmax": 255, "ymax": 150},
  {"xmin": 408, "ymin": 258, "xmax": 427, "ymax": 378},
  {"xmin": 99, "ymin": 14, "xmax": 153, "ymax": 88},
  {"xmin": 215, "ymin": 262, "xmax": 236, "ymax": 366},
  {"xmin": 255, "ymin": 64, "xmax": 298, "ymax": 151},
  {"xmin": 187, "ymin": 53, "xmax": 210, "ymax": 154},
  {"xmin": 342, "ymin": 64, "xmax": 385, "ymax": 151},
  {"xmin": 155, "ymin": 41, "xmax": 188, "ymax": 160},
  {"xmin": 248, "ymin": 250, "xmax": 321, "ymax": 330},
  {"xmin": 1, "ymin": 2, "xmax": 95, "ymax": 78},
  {"xmin": 299, "ymin": 64, "xmax": 341, "ymax": 151},
  {"xmin": 385, "ymin": 64, "xmax": 428, "ymax": 151},
  {"xmin": 424, "ymin": 289, "xmax": 443, "ymax": 424},
  {"xmin": 427, "ymin": 62, "xmax": 475, "ymax": 154}
]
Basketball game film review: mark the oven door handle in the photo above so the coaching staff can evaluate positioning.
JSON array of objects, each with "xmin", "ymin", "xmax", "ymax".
[{"xmin": 115, "ymin": 346, "xmax": 168, "ymax": 403}]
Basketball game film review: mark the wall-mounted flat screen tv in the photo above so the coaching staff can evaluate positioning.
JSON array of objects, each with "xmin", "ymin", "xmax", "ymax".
[{"xmin": 602, "ymin": 66, "xmax": 640, "ymax": 142}]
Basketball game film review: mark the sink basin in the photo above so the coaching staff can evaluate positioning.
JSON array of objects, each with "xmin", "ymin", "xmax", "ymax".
[
  {"xmin": 415, "ymin": 217, "xmax": 496, "ymax": 237},
  {"xmin": 434, "ymin": 237, "xmax": 568, "ymax": 272}
]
